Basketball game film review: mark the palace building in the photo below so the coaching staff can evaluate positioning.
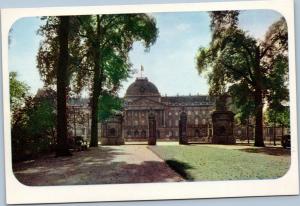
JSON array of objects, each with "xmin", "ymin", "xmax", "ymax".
[{"xmin": 100, "ymin": 76, "xmax": 216, "ymax": 144}]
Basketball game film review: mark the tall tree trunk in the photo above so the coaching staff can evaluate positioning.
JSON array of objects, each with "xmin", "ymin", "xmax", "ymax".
[
  {"xmin": 90, "ymin": 15, "xmax": 102, "ymax": 147},
  {"xmin": 90, "ymin": 62, "xmax": 101, "ymax": 147},
  {"xmin": 254, "ymin": 88, "xmax": 265, "ymax": 147},
  {"xmin": 273, "ymin": 124, "xmax": 276, "ymax": 146},
  {"xmin": 246, "ymin": 118, "xmax": 249, "ymax": 144},
  {"xmin": 56, "ymin": 16, "xmax": 72, "ymax": 156}
]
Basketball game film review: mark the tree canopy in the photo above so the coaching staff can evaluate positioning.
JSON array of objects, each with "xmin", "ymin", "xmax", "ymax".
[
  {"xmin": 75, "ymin": 14, "xmax": 158, "ymax": 146},
  {"xmin": 36, "ymin": 14, "xmax": 158, "ymax": 148},
  {"xmin": 196, "ymin": 11, "xmax": 288, "ymax": 146},
  {"xmin": 9, "ymin": 71, "xmax": 30, "ymax": 116}
]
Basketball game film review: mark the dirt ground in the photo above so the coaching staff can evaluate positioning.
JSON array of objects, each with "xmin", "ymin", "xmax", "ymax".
[{"xmin": 13, "ymin": 145, "xmax": 183, "ymax": 186}]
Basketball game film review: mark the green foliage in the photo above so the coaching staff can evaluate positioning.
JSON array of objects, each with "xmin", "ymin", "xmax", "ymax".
[
  {"xmin": 266, "ymin": 106, "xmax": 290, "ymax": 127},
  {"xmin": 76, "ymin": 14, "xmax": 158, "ymax": 146},
  {"xmin": 98, "ymin": 93, "xmax": 123, "ymax": 122},
  {"xmin": 9, "ymin": 72, "xmax": 30, "ymax": 117},
  {"xmin": 74, "ymin": 14, "xmax": 158, "ymax": 93},
  {"xmin": 196, "ymin": 12, "xmax": 288, "ymax": 124},
  {"xmin": 27, "ymin": 100, "xmax": 55, "ymax": 136},
  {"xmin": 37, "ymin": 16, "xmax": 82, "ymax": 87},
  {"xmin": 11, "ymin": 88, "xmax": 56, "ymax": 162}
]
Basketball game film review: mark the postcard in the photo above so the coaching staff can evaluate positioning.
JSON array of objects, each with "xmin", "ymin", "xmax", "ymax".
[{"xmin": 0, "ymin": 0, "xmax": 298, "ymax": 204}]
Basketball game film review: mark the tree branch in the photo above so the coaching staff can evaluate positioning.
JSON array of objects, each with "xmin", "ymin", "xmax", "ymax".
[{"xmin": 222, "ymin": 61, "xmax": 255, "ymax": 87}]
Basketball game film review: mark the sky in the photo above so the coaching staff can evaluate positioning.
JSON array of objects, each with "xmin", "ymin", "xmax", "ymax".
[{"xmin": 8, "ymin": 10, "xmax": 282, "ymax": 97}]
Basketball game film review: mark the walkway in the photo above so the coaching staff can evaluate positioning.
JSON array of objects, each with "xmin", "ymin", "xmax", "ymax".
[{"xmin": 13, "ymin": 145, "xmax": 183, "ymax": 186}]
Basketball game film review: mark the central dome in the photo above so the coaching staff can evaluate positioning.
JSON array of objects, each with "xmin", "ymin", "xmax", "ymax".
[{"xmin": 125, "ymin": 77, "xmax": 160, "ymax": 97}]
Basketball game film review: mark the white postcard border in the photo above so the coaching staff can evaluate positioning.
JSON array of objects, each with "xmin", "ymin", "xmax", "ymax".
[{"xmin": 1, "ymin": 0, "xmax": 298, "ymax": 204}]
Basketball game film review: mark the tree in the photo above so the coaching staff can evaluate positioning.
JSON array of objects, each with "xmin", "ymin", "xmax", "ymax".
[
  {"xmin": 54, "ymin": 16, "xmax": 71, "ymax": 156},
  {"xmin": 9, "ymin": 71, "xmax": 30, "ymax": 120},
  {"xmin": 37, "ymin": 16, "xmax": 82, "ymax": 156},
  {"xmin": 98, "ymin": 93, "xmax": 123, "ymax": 122},
  {"xmin": 76, "ymin": 14, "xmax": 158, "ymax": 147},
  {"xmin": 196, "ymin": 12, "xmax": 288, "ymax": 147},
  {"xmin": 30, "ymin": 87, "xmax": 57, "ymax": 141},
  {"xmin": 266, "ymin": 105, "xmax": 290, "ymax": 145},
  {"xmin": 11, "ymin": 89, "xmax": 56, "ymax": 162}
]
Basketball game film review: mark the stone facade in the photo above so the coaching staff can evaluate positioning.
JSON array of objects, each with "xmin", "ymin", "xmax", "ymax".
[{"xmin": 121, "ymin": 77, "xmax": 215, "ymax": 142}]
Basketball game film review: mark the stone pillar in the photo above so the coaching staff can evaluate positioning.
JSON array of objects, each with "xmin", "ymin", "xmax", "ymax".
[
  {"xmin": 148, "ymin": 112, "xmax": 157, "ymax": 145},
  {"xmin": 101, "ymin": 114, "xmax": 125, "ymax": 145},
  {"xmin": 211, "ymin": 95, "xmax": 235, "ymax": 144},
  {"xmin": 179, "ymin": 111, "xmax": 188, "ymax": 144}
]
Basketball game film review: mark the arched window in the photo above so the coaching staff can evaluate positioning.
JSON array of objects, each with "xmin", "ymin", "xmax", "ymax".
[
  {"xmin": 195, "ymin": 118, "xmax": 199, "ymax": 125},
  {"xmin": 127, "ymin": 130, "xmax": 132, "ymax": 137},
  {"xmin": 141, "ymin": 130, "xmax": 146, "ymax": 137},
  {"xmin": 134, "ymin": 130, "xmax": 139, "ymax": 137},
  {"xmin": 195, "ymin": 129, "xmax": 200, "ymax": 137},
  {"xmin": 202, "ymin": 119, "xmax": 207, "ymax": 125}
]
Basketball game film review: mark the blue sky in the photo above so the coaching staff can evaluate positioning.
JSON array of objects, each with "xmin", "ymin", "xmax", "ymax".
[{"xmin": 8, "ymin": 10, "xmax": 282, "ymax": 97}]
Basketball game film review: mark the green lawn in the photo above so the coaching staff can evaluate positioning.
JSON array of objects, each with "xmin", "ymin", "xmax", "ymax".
[{"xmin": 149, "ymin": 145, "xmax": 290, "ymax": 181}]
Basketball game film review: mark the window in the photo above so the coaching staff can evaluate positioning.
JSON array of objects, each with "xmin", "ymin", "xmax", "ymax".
[
  {"xmin": 175, "ymin": 112, "xmax": 178, "ymax": 116},
  {"xmin": 195, "ymin": 118, "xmax": 199, "ymax": 125},
  {"xmin": 134, "ymin": 130, "xmax": 139, "ymax": 137},
  {"xmin": 202, "ymin": 119, "xmax": 207, "ymax": 125},
  {"xmin": 127, "ymin": 130, "xmax": 132, "ymax": 136},
  {"xmin": 195, "ymin": 129, "xmax": 200, "ymax": 137},
  {"xmin": 109, "ymin": 128, "xmax": 116, "ymax": 136},
  {"xmin": 188, "ymin": 111, "xmax": 191, "ymax": 115}
]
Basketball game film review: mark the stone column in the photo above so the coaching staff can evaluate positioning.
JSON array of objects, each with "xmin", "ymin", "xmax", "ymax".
[
  {"xmin": 211, "ymin": 95, "xmax": 235, "ymax": 144},
  {"xmin": 179, "ymin": 111, "xmax": 188, "ymax": 144},
  {"xmin": 148, "ymin": 112, "xmax": 157, "ymax": 145},
  {"xmin": 101, "ymin": 114, "xmax": 125, "ymax": 145}
]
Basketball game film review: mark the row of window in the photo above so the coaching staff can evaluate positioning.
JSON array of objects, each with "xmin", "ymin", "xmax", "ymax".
[
  {"xmin": 126, "ymin": 110, "xmax": 212, "ymax": 117},
  {"xmin": 126, "ymin": 129, "xmax": 208, "ymax": 138},
  {"xmin": 127, "ymin": 118, "xmax": 209, "ymax": 127},
  {"xmin": 127, "ymin": 130, "xmax": 147, "ymax": 137},
  {"xmin": 167, "ymin": 110, "xmax": 212, "ymax": 116}
]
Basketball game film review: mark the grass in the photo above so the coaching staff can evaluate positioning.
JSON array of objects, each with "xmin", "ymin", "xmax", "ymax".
[{"xmin": 149, "ymin": 145, "xmax": 291, "ymax": 181}]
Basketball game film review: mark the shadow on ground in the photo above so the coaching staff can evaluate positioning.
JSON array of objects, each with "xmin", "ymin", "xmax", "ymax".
[
  {"xmin": 165, "ymin": 159, "xmax": 194, "ymax": 180},
  {"xmin": 13, "ymin": 146, "xmax": 182, "ymax": 186},
  {"xmin": 239, "ymin": 147, "xmax": 291, "ymax": 156}
]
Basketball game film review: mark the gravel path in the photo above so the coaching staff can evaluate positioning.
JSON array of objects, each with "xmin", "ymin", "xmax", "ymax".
[{"xmin": 13, "ymin": 145, "xmax": 183, "ymax": 186}]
